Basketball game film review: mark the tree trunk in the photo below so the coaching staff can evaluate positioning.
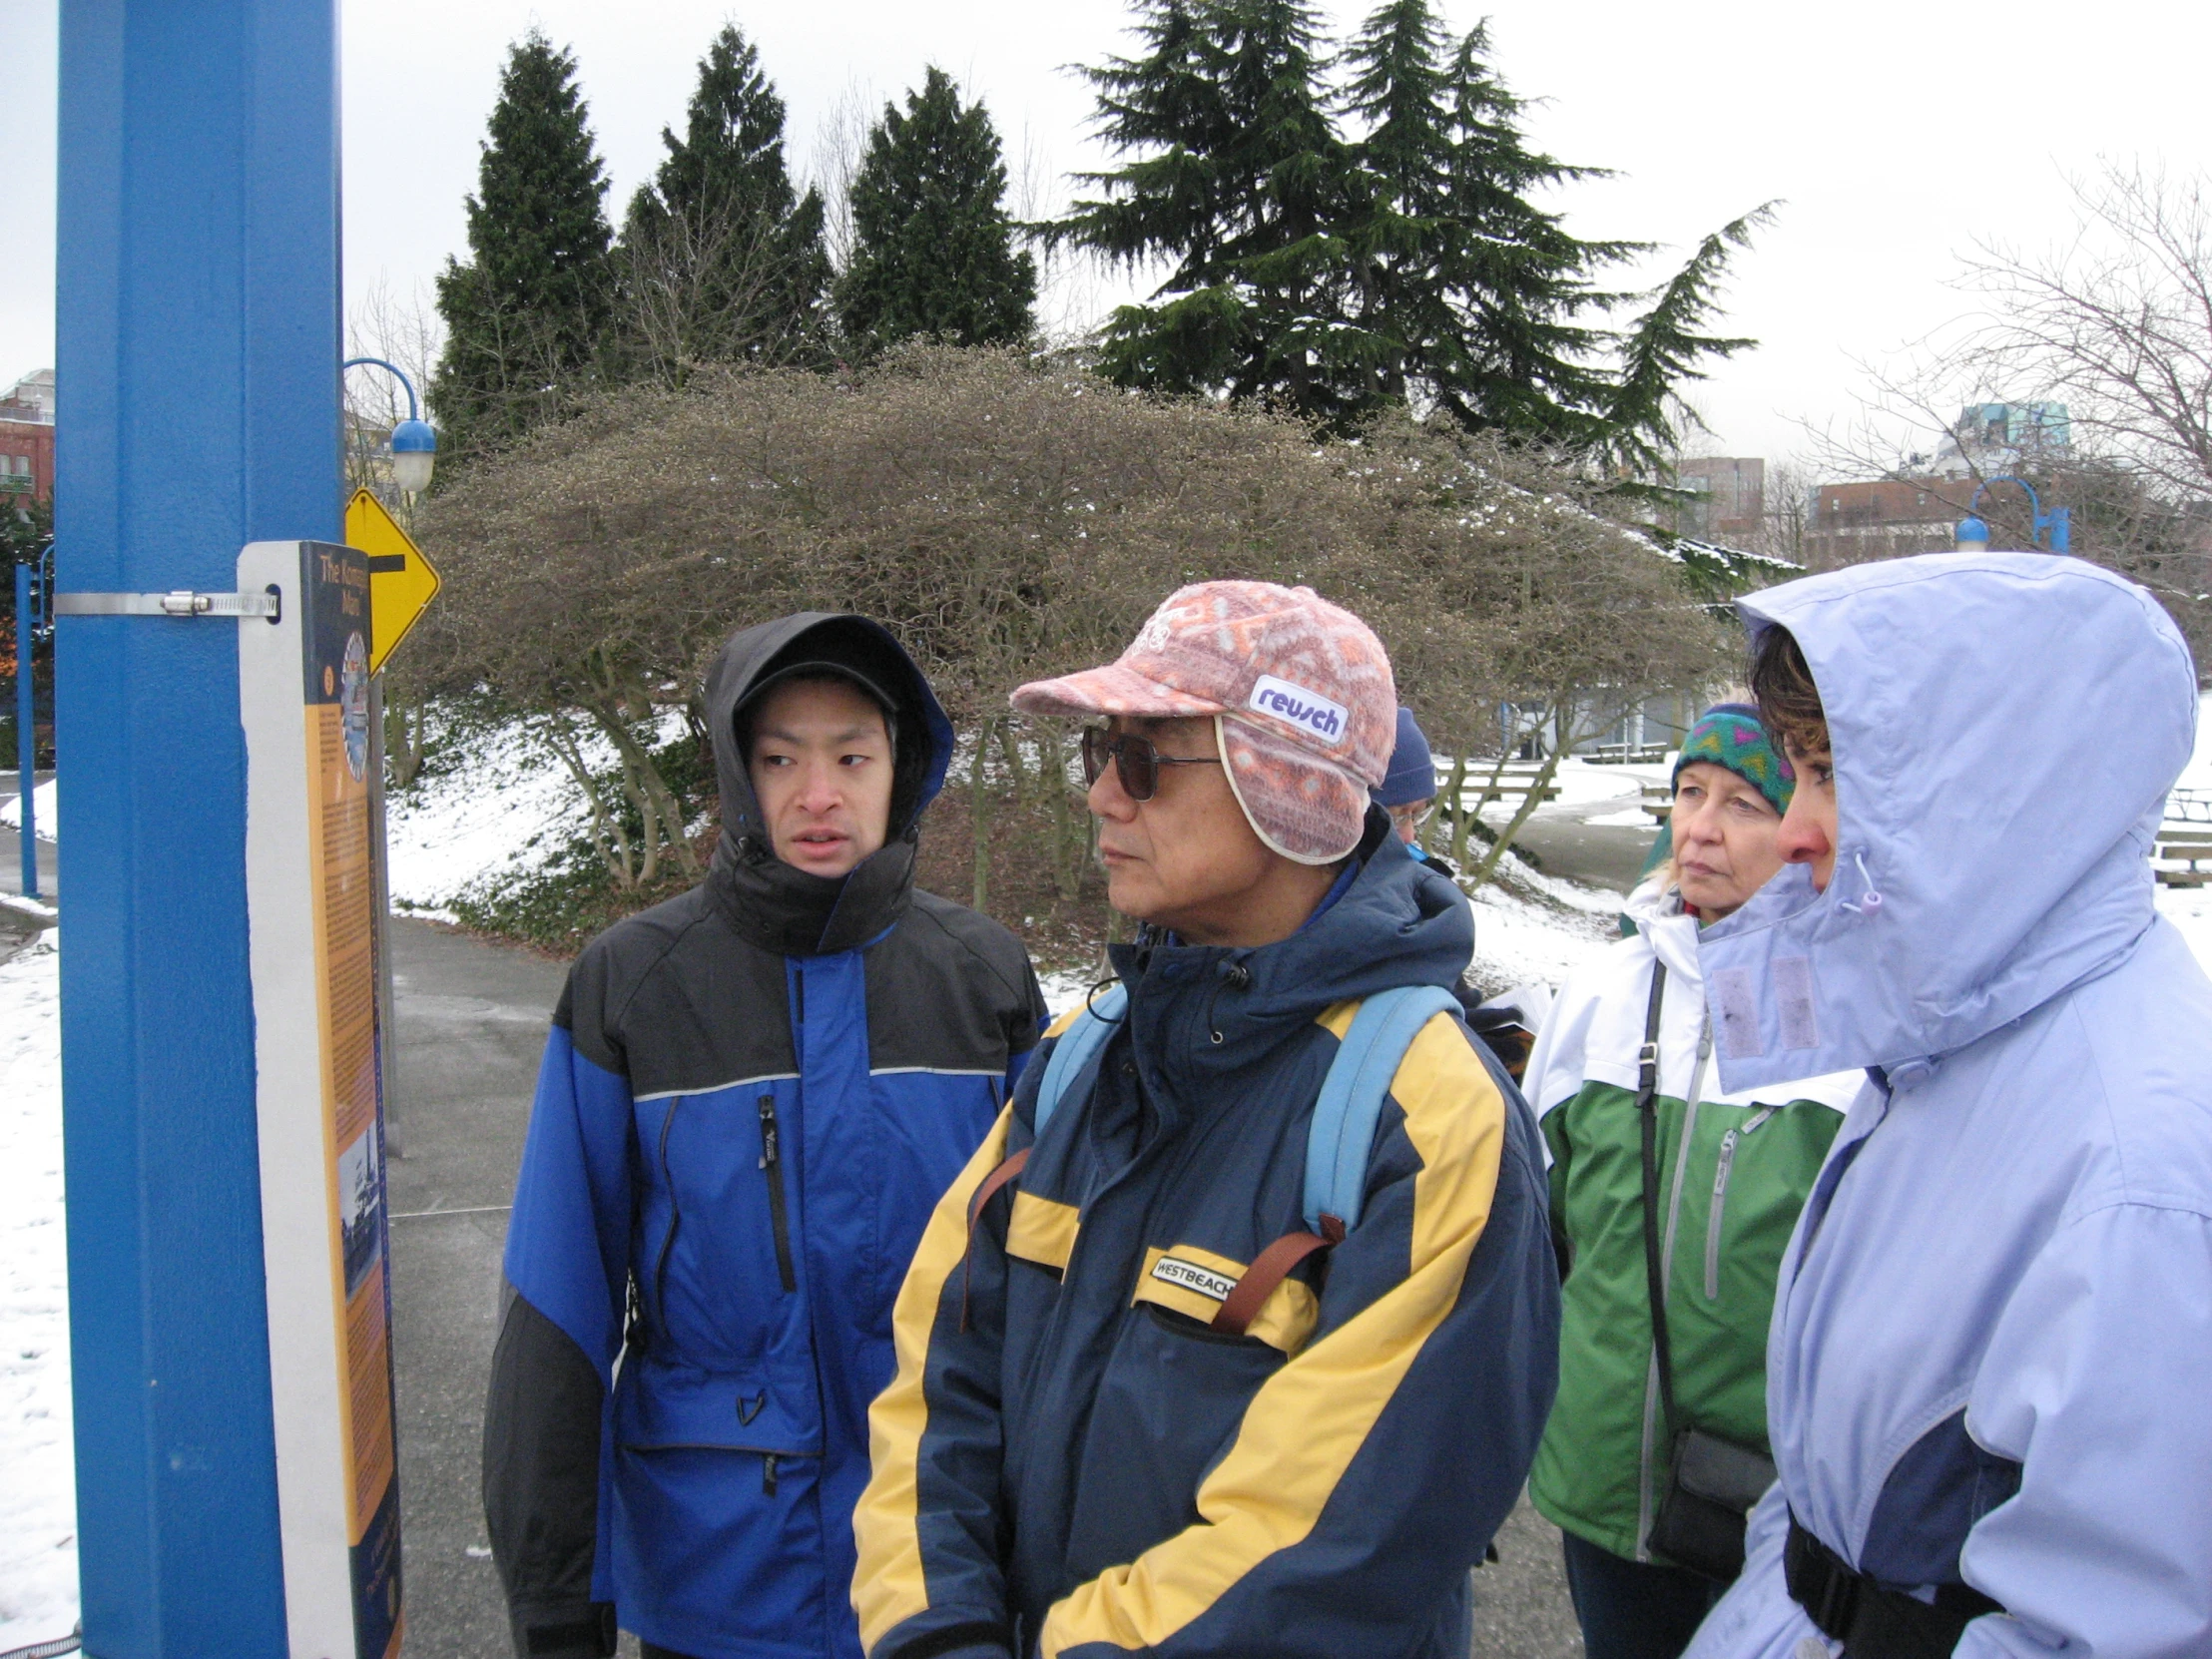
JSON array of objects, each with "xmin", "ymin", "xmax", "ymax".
[
  {"xmin": 1468, "ymin": 726, "xmax": 1569, "ymax": 887},
  {"xmin": 971, "ymin": 716, "xmax": 994, "ymax": 913},
  {"xmin": 583, "ymin": 696, "xmax": 703, "ymax": 879},
  {"xmin": 1437, "ymin": 752, "xmax": 1468, "ymax": 863},
  {"xmin": 543, "ymin": 715, "xmax": 636, "ymax": 887},
  {"xmin": 383, "ymin": 687, "xmax": 426, "ymax": 789},
  {"xmin": 1041, "ymin": 723, "xmax": 1082, "ymax": 903},
  {"xmin": 997, "ymin": 720, "xmax": 1027, "ymax": 814}
]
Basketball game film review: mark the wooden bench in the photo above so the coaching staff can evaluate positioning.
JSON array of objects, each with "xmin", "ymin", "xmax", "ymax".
[
  {"xmin": 2154, "ymin": 829, "xmax": 2212, "ymax": 886},
  {"xmin": 2165, "ymin": 789, "xmax": 2212, "ymax": 827},
  {"xmin": 1642, "ymin": 783, "xmax": 1673, "ymax": 824},
  {"xmin": 1457, "ymin": 763, "xmax": 1561, "ymax": 810},
  {"xmin": 1430, "ymin": 762, "xmax": 1560, "ymax": 831}
]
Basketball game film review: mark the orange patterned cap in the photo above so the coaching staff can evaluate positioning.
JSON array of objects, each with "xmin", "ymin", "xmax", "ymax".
[{"xmin": 1010, "ymin": 581, "xmax": 1396, "ymax": 862}]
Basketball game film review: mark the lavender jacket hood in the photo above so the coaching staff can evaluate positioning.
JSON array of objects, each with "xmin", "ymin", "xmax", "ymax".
[{"xmin": 1686, "ymin": 553, "xmax": 2212, "ymax": 1658}]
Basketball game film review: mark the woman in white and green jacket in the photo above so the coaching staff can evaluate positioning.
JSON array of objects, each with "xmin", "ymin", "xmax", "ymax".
[{"xmin": 1524, "ymin": 706, "xmax": 1860, "ymax": 1659}]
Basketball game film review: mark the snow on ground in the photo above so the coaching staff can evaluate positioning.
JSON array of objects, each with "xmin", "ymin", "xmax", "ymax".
[
  {"xmin": 1038, "ymin": 969, "xmax": 1100, "ymax": 1020},
  {"xmin": 0, "ymin": 778, "xmax": 57, "ymax": 839},
  {"xmin": 383, "ymin": 719, "xmax": 617, "ymax": 920},
  {"xmin": 1467, "ymin": 869, "xmax": 1625, "ymax": 993},
  {"xmin": 0, "ymin": 928, "xmax": 74, "ymax": 1652},
  {"xmin": 2171, "ymin": 692, "xmax": 2212, "ymax": 794}
]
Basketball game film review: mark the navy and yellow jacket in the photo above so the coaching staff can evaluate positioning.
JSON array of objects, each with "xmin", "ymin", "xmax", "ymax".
[
  {"xmin": 484, "ymin": 615, "xmax": 1047, "ymax": 1659},
  {"xmin": 852, "ymin": 817, "xmax": 1560, "ymax": 1659}
]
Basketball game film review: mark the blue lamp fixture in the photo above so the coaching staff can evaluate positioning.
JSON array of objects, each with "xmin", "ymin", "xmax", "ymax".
[
  {"xmin": 1954, "ymin": 476, "xmax": 2069, "ymax": 553},
  {"xmin": 343, "ymin": 355, "xmax": 436, "ymax": 494}
]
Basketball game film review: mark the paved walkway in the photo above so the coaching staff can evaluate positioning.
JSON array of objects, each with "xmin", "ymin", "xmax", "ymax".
[
  {"xmin": 382, "ymin": 917, "xmax": 1585, "ymax": 1658},
  {"xmin": 385, "ymin": 917, "xmax": 568, "ymax": 1658}
]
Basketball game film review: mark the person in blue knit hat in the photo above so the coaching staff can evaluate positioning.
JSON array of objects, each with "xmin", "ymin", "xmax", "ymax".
[{"xmin": 1374, "ymin": 706, "xmax": 1451, "ymax": 871}]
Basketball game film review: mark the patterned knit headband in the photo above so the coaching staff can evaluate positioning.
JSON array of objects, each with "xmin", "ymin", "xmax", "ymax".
[{"xmin": 1673, "ymin": 703, "xmax": 1794, "ymax": 816}]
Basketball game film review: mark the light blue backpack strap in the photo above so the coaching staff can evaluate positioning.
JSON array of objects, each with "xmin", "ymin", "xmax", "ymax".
[
  {"xmin": 1304, "ymin": 984, "xmax": 1463, "ymax": 1235},
  {"xmin": 1034, "ymin": 982, "xmax": 1128, "ymax": 1140}
]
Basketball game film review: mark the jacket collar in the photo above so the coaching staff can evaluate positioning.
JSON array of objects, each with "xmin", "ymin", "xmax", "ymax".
[{"xmin": 1108, "ymin": 810, "xmax": 1473, "ymax": 1126}]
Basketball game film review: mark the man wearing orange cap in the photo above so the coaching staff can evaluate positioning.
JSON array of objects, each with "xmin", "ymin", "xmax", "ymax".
[{"xmin": 851, "ymin": 582, "xmax": 1559, "ymax": 1659}]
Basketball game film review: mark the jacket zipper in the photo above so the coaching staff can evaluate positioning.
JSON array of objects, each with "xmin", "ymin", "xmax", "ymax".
[
  {"xmin": 650, "ymin": 1100, "xmax": 684, "ymax": 1345},
  {"xmin": 1703, "ymin": 1107, "xmax": 1775, "ymax": 1300},
  {"xmin": 758, "ymin": 1094, "xmax": 797, "ymax": 1293},
  {"xmin": 1638, "ymin": 1002, "xmax": 1711, "ymax": 1560}
]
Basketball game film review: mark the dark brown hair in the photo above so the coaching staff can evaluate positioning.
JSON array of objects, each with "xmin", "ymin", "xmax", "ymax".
[{"xmin": 1749, "ymin": 624, "xmax": 1829, "ymax": 757}]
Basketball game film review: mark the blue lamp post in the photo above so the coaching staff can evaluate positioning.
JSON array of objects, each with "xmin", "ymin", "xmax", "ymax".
[
  {"xmin": 1955, "ymin": 475, "xmax": 2070, "ymax": 553},
  {"xmin": 14, "ymin": 542, "xmax": 51, "ymax": 897},
  {"xmin": 342, "ymin": 356, "xmax": 436, "ymax": 494}
]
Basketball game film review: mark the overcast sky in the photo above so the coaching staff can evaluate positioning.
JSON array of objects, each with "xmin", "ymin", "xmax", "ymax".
[{"xmin": 4, "ymin": 0, "xmax": 2208, "ymax": 475}]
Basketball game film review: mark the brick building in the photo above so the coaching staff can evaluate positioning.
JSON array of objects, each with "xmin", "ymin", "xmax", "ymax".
[
  {"xmin": 1802, "ymin": 476, "xmax": 1976, "ymax": 566},
  {"xmin": 1675, "ymin": 456, "xmax": 1766, "ymax": 543},
  {"xmin": 0, "ymin": 369, "xmax": 56, "ymax": 504}
]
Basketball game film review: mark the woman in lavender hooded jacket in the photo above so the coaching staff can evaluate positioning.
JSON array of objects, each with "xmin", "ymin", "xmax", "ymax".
[{"xmin": 1683, "ymin": 552, "xmax": 2212, "ymax": 1659}]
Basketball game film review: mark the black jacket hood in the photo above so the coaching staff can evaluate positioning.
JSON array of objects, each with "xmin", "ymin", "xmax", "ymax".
[{"xmin": 704, "ymin": 613, "xmax": 955, "ymax": 956}]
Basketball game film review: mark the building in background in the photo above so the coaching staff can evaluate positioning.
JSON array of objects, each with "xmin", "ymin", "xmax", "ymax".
[
  {"xmin": 1, "ymin": 369, "xmax": 56, "ymax": 503},
  {"xmin": 1674, "ymin": 456, "xmax": 1766, "ymax": 543},
  {"xmin": 1929, "ymin": 401, "xmax": 2069, "ymax": 479},
  {"xmin": 1803, "ymin": 401, "xmax": 2069, "ymax": 567},
  {"xmin": 1802, "ymin": 476, "xmax": 1970, "ymax": 565}
]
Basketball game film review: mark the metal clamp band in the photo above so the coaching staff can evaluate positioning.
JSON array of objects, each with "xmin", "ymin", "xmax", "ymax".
[{"xmin": 55, "ymin": 588, "xmax": 281, "ymax": 621}]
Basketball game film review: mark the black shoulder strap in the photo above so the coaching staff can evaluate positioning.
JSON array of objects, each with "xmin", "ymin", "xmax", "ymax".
[{"xmin": 1637, "ymin": 960, "xmax": 1678, "ymax": 1434}]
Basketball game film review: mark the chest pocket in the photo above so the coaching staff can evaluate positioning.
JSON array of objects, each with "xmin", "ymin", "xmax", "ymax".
[{"xmin": 1132, "ymin": 1242, "xmax": 1321, "ymax": 1355}]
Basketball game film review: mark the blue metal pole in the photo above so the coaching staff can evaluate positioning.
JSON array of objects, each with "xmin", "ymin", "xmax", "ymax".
[
  {"xmin": 56, "ymin": 3, "xmax": 339, "ymax": 1653},
  {"xmin": 15, "ymin": 558, "xmax": 34, "ymax": 897}
]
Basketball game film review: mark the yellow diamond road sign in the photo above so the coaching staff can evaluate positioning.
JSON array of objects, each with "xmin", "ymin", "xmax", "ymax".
[{"xmin": 345, "ymin": 487, "xmax": 442, "ymax": 673}]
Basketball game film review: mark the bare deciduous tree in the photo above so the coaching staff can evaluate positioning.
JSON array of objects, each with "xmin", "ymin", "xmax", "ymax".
[
  {"xmin": 611, "ymin": 196, "xmax": 824, "ymax": 389},
  {"xmin": 1793, "ymin": 165, "xmax": 2212, "ymax": 664},
  {"xmin": 1961, "ymin": 163, "xmax": 2212, "ymax": 501}
]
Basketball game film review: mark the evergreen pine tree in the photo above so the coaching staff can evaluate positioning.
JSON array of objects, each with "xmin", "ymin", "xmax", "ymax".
[
  {"xmin": 620, "ymin": 24, "xmax": 830, "ymax": 373},
  {"xmin": 1341, "ymin": 9, "xmax": 1625, "ymax": 442},
  {"xmin": 1604, "ymin": 205, "xmax": 1774, "ymax": 478},
  {"xmin": 433, "ymin": 31, "xmax": 614, "ymax": 458},
  {"xmin": 835, "ymin": 69, "xmax": 1038, "ymax": 353},
  {"xmin": 1054, "ymin": 0, "xmax": 1769, "ymax": 468},
  {"xmin": 1046, "ymin": 0, "xmax": 1364, "ymax": 424}
]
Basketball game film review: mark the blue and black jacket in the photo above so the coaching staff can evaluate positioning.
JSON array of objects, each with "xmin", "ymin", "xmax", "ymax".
[
  {"xmin": 484, "ymin": 615, "xmax": 1047, "ymax": 1659},
  {"xmin": 851, "ymin": 816, "xmax": 1560, "ymax": 1659}
]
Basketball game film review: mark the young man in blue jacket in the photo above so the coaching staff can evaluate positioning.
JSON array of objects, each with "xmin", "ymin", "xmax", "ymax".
[
  {"xmin": 852, "ymin": 581, "xmax": 1559, "ymax": 1659},
  {"xmin": 484, "ymin": 614, "xmax": 1047, "ymax": 1659},
  {"xmin": 1682, "ymin": 553, "xmax": 2212, "ymax": 1659}
]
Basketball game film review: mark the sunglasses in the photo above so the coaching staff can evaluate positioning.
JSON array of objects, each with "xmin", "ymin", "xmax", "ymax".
[{"xmin": 1079, "ymin": 727, "xmax": 1223, "ymax": 802}]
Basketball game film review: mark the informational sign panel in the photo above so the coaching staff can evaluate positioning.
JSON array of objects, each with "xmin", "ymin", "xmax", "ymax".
[{"xmin": 238, "ymin": 539, "xmax": 404, "ymax": 1659}]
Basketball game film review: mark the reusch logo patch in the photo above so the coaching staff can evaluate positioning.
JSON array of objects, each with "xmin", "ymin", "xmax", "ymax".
[
  {"xmin": 1248, "ymin": 674, "xmax": 1349, "ymax": 746},
  {"xmin": 1151, "ymin": 1255, "xmax": 1238, "ymax": 1303}
]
